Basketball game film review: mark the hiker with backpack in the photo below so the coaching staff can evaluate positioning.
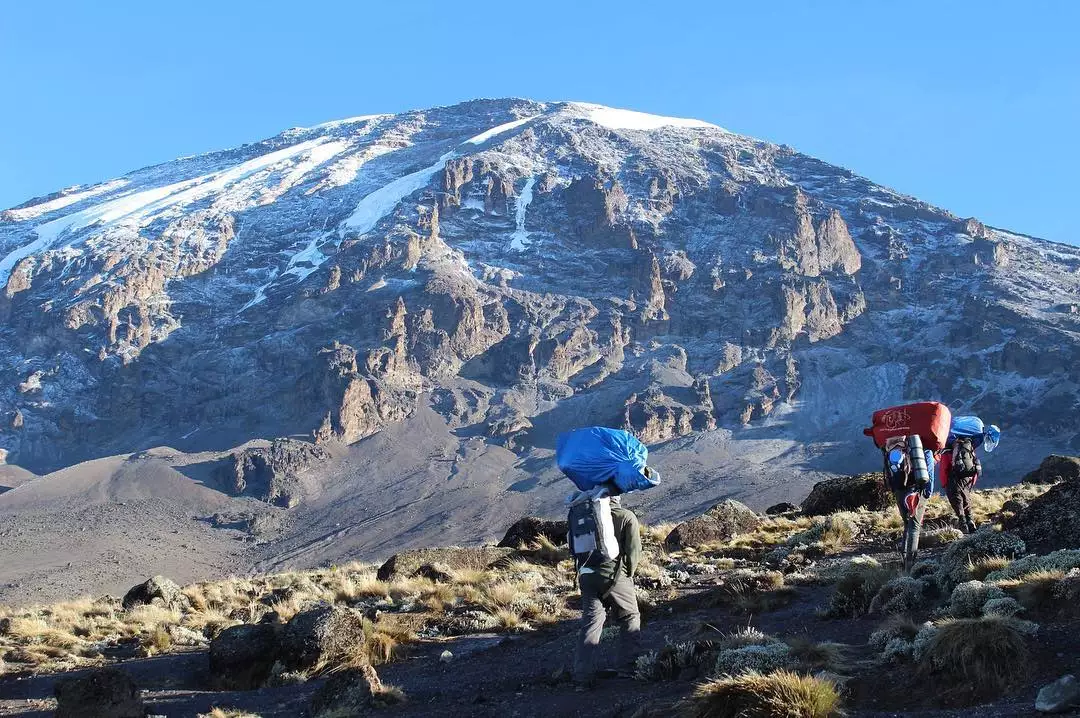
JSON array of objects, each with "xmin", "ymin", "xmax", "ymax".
[
  {"xmin": 939, "ymin": 418, "xmax": 1001, "ymax": 534},
  {"xmin": 882, "ymin": 434, "xmax": 936, "ymax": 572},
  {"xmin": 865, "ymin": 403, "xmax": 952, "ymax": 573},
  {"xmin": 567, "ymin": 486, "xmax": 643, "ymax": 686},
  {"xmin": 940, "ymin": 437, "xmax": 981, "ymax": 534},
  {"xmin": 554, "ymin": 427, "xmax": 660, "ymax": 688}
]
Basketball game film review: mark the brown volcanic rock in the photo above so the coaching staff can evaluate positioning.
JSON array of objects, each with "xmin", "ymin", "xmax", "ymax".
[
  {"xmin": 498, "ymin": 517, "xmax": 568, "ymax": 548},
  {"xmin": 280, "ymin": 605, "xmax": 367, "ymax": 671},
  {"xmin": 1008, "ymin": 473, "xmax": 1080, "ymax": 554},
  {"xmin": 310, "ymin": 664, "xmax": 385, "ymax": 715},
  {"xmin": 801, "ymin": 473, "xmax": 892, "ymax": 516},
  {"xmin": 665, "ymin": 500, "xmax": 761, "ymax": 550},
  {"xmin": 376, "ymin": 546, "xmax": 516, "ymax": 581},
  {"xmin": 209, "ymin": 623, "xmax": 281, "ymax": 690},
  {"xmin": 1022, "ymin": 455, "xmax": 1080, "ymax": 485},
  {"xmin": 121, "ymin": 575, "xmax": 190, "ymax": 612},
  {"xmin": 54, "ymin": 668, "xmax": 143, "ymax": 718}
]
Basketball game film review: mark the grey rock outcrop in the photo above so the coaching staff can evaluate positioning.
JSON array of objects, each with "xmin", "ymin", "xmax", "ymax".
[{"xmin": 224, "ymin": 438, "xmax": 330, "ymax": 508}]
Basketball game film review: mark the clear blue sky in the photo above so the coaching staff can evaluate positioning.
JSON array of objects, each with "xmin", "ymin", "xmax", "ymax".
[{"xmin": 2, "ymin": 0, "xmax": 1077, "ymax": 243}]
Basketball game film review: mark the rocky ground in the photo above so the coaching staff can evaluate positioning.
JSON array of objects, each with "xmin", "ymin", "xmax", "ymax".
[{"xmin": 3, "ymin": 455, "xmax": 1080, "ymax": 717}]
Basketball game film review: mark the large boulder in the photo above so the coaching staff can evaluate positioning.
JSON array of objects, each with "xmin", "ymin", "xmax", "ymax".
[
  {"xmin": 801, "ymin": 473, "xmax": 892, "ymax": 516},
  {"xmin": 209, "ymin": 623, "xmax": 280, "ymax": 690},
  {"xmin": 376, "ymin": 546, "xmax": 516, "ymax": 581},
  {"xmin": 121, "ymin": 575, "xmax": 190, "ymax": 612},
  {"xmin": 280, "ymin": 605, "xmax": 366, "ymax": 670},
  {"xmin": 1009, "ymin": 475, "xmax": 1080, "ymax": 554},
  {"xmin": 1022, "ymin": 455, "xmax": 1080, "ymax": 485},
  {"xmin": 665, "ymin": 500, "xmax": 761, "ymax": 551},
  {"xmin": 309, "ymin": 664, "xmax": 384, "ymax": 715},
  {"xmin": 54, "ymin": 668, "xmax": 143, "ymax": 718},
  {"xmin": 497, "ymin": 517, "xmax": 568, "ymax": 548}
]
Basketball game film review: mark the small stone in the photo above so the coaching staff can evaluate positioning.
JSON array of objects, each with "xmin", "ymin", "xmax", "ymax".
[
  {"xmin": 440, "ymin": 650, "xmax": 454, "ymax": 663},
  {"xmin": 1037, "ymin": 674, "xmax": 1080, "ymax": 713}
]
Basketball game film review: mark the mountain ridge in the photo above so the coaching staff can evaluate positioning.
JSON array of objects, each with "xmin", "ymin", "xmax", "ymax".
[{"xmin": 0, "ymin": 97, "xmax": 1078, "ymax": 603}]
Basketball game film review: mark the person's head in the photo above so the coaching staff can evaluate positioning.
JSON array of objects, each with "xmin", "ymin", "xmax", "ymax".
[{"xmin": 609, "ymin": 494, "xmax": 622, "ymax": 507}]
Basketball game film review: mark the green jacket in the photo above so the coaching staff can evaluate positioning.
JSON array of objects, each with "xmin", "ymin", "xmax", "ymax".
[{"xmin": 586, "ymin": 506, "xmax": 641, "ymax": 581}]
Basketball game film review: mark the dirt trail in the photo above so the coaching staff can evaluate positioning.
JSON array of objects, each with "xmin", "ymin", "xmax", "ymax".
[{"xmin": 1, "ymin": 544, "xmax": 1062, "ymax": 718}]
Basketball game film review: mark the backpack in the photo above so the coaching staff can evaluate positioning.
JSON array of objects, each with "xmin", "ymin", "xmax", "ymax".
[
  {"xmin": 567, "ymin": 494, "xmax": 620, "ymax": 570},
  {"xmin": 883, "ymin": 436, "xmax": 913, "ymax": 491},
  {"xmin": 950, "ymin": 437, "xmax": 978, "ymax": 480}
]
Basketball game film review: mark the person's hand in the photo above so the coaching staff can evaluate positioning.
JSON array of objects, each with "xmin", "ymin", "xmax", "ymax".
[{"xmin": 922, "ymin": 484, "xmax": 933, "ymax": 499}]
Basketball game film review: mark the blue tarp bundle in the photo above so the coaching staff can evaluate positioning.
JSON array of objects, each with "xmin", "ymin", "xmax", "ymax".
[
  {"xmin": 556, "ymin": 427, "xmax": 660, "ymax": 493},
  {"xmin": 949, "ymin": 415, "xmax": 1002, "ymax": 452}
]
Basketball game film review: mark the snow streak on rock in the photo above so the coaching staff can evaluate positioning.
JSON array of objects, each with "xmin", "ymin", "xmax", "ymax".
[{"xmin": 510, "ymin": 177, "xmax": 535, "ymax": 251}]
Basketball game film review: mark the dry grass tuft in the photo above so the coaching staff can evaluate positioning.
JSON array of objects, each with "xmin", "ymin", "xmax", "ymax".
[
  {"xmin": 374, "ymin": 682, "xmax": 408, "ymax": 706},
  {"xmin": 198, "ymin": 709, "xmax": 263, "ymax": 718},
  {"xmin": 518, "ymin": 535, "xmax": 569, "ymax": 565},
  {"xmin": 918, "ymin": 616, "xmax": 1032, "ymax": 699},
  {"xmin": 968, "ymin": 556, "xmax": 1012, "ymax": 582},
  {"xmin": 683, "ymin": 670, "xmax": 842, "ymax": 718},
  {"xmin": 823, "ymin": 559, "xmax": 895, "ymax": 618},
  {"xmin": 786, "ymin": 637, "xmax": 853, "ymax": 674}
]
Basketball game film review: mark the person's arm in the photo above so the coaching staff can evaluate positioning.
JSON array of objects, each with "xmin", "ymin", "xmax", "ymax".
[
  {"xmin": 622, "ymin": 511, "xmax": 642, "ymax": 578},
  {"xmin": 974, "ymin": 454, "xmax": 982, "ymax": 485}
]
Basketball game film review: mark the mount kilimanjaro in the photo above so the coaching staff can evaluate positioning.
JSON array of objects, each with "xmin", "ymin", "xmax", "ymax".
[{"xmin": 1, "ymin": 98, "xmax": 1078, "ymax": 603}]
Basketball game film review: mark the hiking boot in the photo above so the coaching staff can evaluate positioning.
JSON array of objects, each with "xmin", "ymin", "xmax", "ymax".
[
  {"xmin": 903, "ymin": 550, "xmax": 918, "ymax": 574},
  {"xmin": 966, "ymin": 519, "xmax": 978, "ymax": 534}
]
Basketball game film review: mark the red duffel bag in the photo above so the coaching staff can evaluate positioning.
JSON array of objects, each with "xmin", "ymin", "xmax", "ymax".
[{"xmin": 863, "ymin": 401, "xmax": 952, "ymax": 451}]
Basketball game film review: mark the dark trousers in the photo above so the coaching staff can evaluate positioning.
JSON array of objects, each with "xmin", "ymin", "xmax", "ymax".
[
  {"xmin": 573, "ymin": 572, "xmax": 641, "ymax": 681},
  {"xmin": 892, "ymin": 488, "xmax": 927, "ymax": 571},
  {"xmin": 946, "ymin": 476, "xmax": 976, "ymax": 529}
]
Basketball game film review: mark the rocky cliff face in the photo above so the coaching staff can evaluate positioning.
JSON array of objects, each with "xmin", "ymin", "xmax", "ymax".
[{"xmin": 1, "ymin": 99, "xmax": 1079, "ymax": 474}]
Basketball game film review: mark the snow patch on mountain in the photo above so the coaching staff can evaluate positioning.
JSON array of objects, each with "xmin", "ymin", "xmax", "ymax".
[
  {"xmin": 464, "ymin": 116, "xmax": 536, "ymax": 145},
  {"xmin": 342, "ymin": 116, "xmax": 539, "ymax": 235},
  {"xmin": 0, "ymin": 138, "xmax": 343, "ymax": 285},
  {"xmin": 265, "ymin": 117, "xmax": 542, "ymax": 299},
  {"xmin": 6, "ymin": 180, "xmax": 130, "ymax": 222},
  {"xmin": 570, "ymin": 102, "xmax": 723, "ymax": 132},
  {"xmin": 308, "ymin": 114, "xmax": 390, "ymax": 131}
]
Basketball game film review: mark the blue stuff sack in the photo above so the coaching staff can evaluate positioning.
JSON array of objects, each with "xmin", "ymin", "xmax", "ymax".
[
  {"xmin": 556, "ymin": 427, "xmax": 659, "ymax": 493},
  {"xmin": 950, "ymin": 415, "xmax": 985, "ymax": 438},
  {"xmin": 949, "ymin": 415, "xmax": 1001, "ymax": 452}
]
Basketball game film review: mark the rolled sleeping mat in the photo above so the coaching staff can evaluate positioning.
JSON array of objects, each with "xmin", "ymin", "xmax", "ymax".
[{"xmin": 908, "ymin": 434, "xmax": 929, "ymax": 486}]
